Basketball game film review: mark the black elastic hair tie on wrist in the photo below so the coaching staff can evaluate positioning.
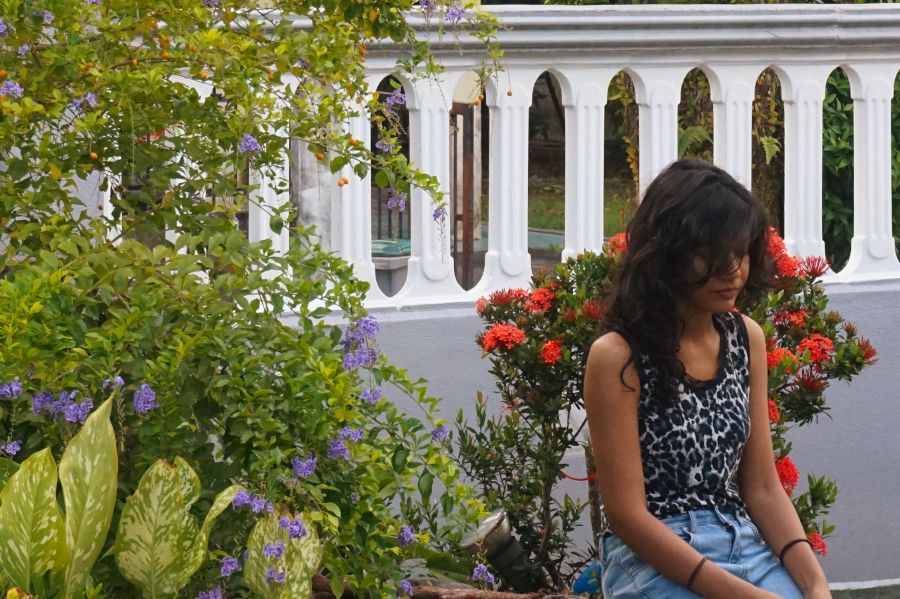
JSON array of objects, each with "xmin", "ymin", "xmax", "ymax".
[
  {"xmin": 687, "ymin": 556, "xmax": 709, "ymax": 591},
  {"xmin": 779, "ymin": 538, "xmax": 814, "ymax": 565}
]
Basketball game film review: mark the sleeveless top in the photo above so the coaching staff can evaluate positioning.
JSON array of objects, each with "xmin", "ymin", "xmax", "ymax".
[{"xmin": 623, "ymin": 311, "xmax": 752, "ymax": 520}]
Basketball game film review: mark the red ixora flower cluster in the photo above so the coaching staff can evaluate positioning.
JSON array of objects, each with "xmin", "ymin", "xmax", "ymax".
[
  {"xmin": 808, "ymin": 532, "xmax": 828, "ymax": 556},
  {"xmin": 776, "ymin": 456, "xmax": 800, "ymax": 494},
  {"xmin": 606, "ymin": 232, "xmax": 628, "ymax": 256},
  {"xmin": 772, "ymin": 308, "xmax": 809, "ymax": 329},
  {"xmin": 768, "ymin": 399, "xmax": 780, "ymax": 423},
  {"xmin": 540, "ymin": 340, "xmax": 563, "ymax": 364},
  {"xmin": 766, "ymin": 347, "xmax": 798, "ymax": 373},
  {"xmin": 525, "ymin": 288, "xmax": 557, "ymax": 313},
  {"xmin": 857, "ymin": 337, "xmax": 878, "ymax": 362},
  {"xmin": 767, "ymin": 228, "xmax": 803, "ymax": 278},
  {"xmin": 798, "ymin": 334, "xmax": 834, "ymax": 363},
  {"xmin": 481, "ymin": 324, "xmax": 526, "ymax": 352}
]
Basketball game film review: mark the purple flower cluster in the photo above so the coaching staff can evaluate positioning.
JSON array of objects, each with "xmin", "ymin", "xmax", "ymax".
[
  {"xmin": 433, "ymin": 207, "xmax": 447, "ymax": 222},
  {"xmin": 397, "ymin": 524, "xmax": 416, "ymax": 548},
  {"xmin": 342, "ymin": 316, "xmax": 380, "ymax": 371},
  {"xmin": 342, "ymin": 347, "xmax": 378, "ymax": 371},
  {"xmin": 375, "ymin": 138, "xmax": 395, "ymax": 154},
  {"xmin": 266, "ymin": 567, "xmax": 285, "ymax": 585},
  {"xmin": 339, "ymin": 426, "xmax": 364, "ymax": 442},
  {"xmin": 232, "ymin": 489, "xmax": 274, "ymax": 514},
  {"xmin": 431, "ymin": 424, "xmax": 449, "ymax": 442},
  {"xmin": 72, "ymin": 93, "xmax": 98, "ymax": 111},
  {"xmin": 0, "ymin": 441, "xmax": 21, "ymax": 456},
  {"xmin": 220, "ymin": 555, "xmax": 242, "ymax": 577},
  {"xmin": 419, "ymin": 0, "xmax": 436, "ymax": 14},
  {"xmin": 103, "ymin": 376, "xmax": 125, "ymax": 389},
  {"xmin": 360, "ymin": 388, "xmax": 381, "ymax": 405},
  {"xmin": 350, "ymin": 493, "xmax": 359, "ymax": 504},
  {"xmin": 385, "ymin": 88, "xmax": 406, "ymax": 113},
  {"xmin": 17, "ymin": 45, "xmax": 28, "ymax": 56},
  {"xmin": 239, "ymin": 134, "xmax": 262, "ymax": 154},
  {"xmin": 397, "ymin": 580, "xmax": 414, "ymax": 597},
  {"xmin": 0, "ymin": 381, "xmax": 22, "ymax": 399},
  {"xmin": 326, "ymin": 439, "xmax": 350, "ymax": 460},
  {"xmin": 0, "ymin": 18, "xmax": 8, "ymax": 36},
  {"xmin": 278, "ymin": 515, "xmax": 308, "ymax": 539},
  {"xmin": 42, "ymin": 10, "xmax": 54, "ymax": 25},
  {"xmin": 387, "ymin": 188, "xmax": 406, "ymax": 212},
  {"xmin": 203, "ymin": 0, "xmax": 221, "ymax": 6},
  {"xmin": 197, "ymin": 588, "xmax": 223, "ymax": 599},
  {"xmin": 291, "ymin": 451, "xmax": 317, "ymax": 478},
  {"xmin": 472, "ymin": 563, "xmax": 496, "ymax": 584},
  {"xmin": 85, "ymin": 0, "xmax": 103, "ymax": 5},
  {"xmin": 296, "ymin": 58, "xmax": 311, "ymax": 70},
  {"xmin": 133, "ymin": 384, "xmax": 159, "ymax": 414},
  {"xmin": 32, "ymin": 390, "xmax": 93, "ymax": 422},
  {"xmin": 263, "ymin": 541, "xmax": 285, "ymax": 559},
  {"xmin": 1, "ymin": 82, "xmax": 24, "ymax": 99},
  {"xmin": 446, "ymin": 1, "xmax": 465, "ymax": 23}
]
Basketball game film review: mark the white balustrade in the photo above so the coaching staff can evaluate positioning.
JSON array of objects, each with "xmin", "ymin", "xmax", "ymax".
[{"xmin": 274, "ymin": 6, "xmax": 900, "ymax": 307}]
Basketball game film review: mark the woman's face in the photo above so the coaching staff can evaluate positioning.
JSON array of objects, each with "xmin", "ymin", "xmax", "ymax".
[{"xmin": 685, "ymin": 248, "xmax": 750, "ymax": 313}]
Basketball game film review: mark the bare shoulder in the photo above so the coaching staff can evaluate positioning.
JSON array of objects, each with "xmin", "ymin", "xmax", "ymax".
[
  {"xmin": 586, "ymin": 331, "xmax": 641, "ymax": 394},
  {"xmin": 739, "ymin": 314, "xmax": 766, "ymax": 349}
]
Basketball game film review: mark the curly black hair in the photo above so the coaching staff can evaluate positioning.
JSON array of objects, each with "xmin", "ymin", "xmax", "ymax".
[{"xmin": 600, "ymin": 159, "xmax": 776, "ymax": 404}]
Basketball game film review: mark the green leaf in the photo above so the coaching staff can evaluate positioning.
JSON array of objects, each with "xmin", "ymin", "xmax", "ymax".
[
  {"xmin": 0, "ymin": 458, "xmax": 20, "ymax": 493},
  {"xmin": 0, "ymin": 448, "xmax": 69, "ymax": 592},
  {"xmin": 417, "ymin": 471, "xmax": 434, "ymax": 503},
  {"xmin": 392, "ymin": 446, "xmax": 410, "ymax": 473},
  {"xmin": 677, "ymin": 125, "xmax": 712, "ymax": 158},
  {"xmin": 173, "ymin": 457, "xmax": 200, "ymax": 509},
  {"xmin": 374, "ymin": 170, "xmax": 389, "ymax": 189},
  {"xmin": 59, "ymin": 398, "xmax": 118, "ymax": 599},
  {"xmin": 245, "ymin": 513, "xmax": 320, "ymax": 599},
  {"xmin": 115, "ymin": 460, "xmax": 188, "ymax": 599},
  {"xmin": 179, "ymin": 485, "xmax": 243, "ymax": 587},
  {"xmin": 760, "ymin": 136, "xmax": 782, "ymax": 165}
]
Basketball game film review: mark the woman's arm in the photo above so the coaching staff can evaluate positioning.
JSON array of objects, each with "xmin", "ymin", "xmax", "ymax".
[
  {"xmin": 736, "ymin": 316, "xmax": 831, "ymax": 599},
  {"xmin": 585, "ymin": 333, "xmax": 779, "ymax": 599}
]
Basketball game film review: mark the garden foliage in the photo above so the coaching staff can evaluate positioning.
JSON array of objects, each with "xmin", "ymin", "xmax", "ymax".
[{"xmin": 461, "ymin": 231, "xmax": 875, "ymax": 588}]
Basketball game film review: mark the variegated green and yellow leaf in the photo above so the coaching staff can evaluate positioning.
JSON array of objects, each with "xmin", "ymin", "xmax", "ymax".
[
  {"xmin": 0, "ymin": 448, "xmax": 68, "ymax": 592},
  {"xmin": 244, "ymin": 513, "xmax": 319, "ymax": 599},
  {"xmin": 244, "ymin": 515, "xmax": 284, "ymax": 599},
  {"xmin": 173, "ymin": 457, "xmax": 199, "ymax": 509},
  {"xmin": 179, "ymin": 485, "xmax": 242, "ymax": 588},
  {"xmin": 293, "ymin": 512, "xmax": 322, "ymax": 575},
  {"xmin": 59, "ymin": 398, "xmax": 118, "ymax": 599},
  {"xmin": 0, "ymin": 459, "xmax": 20, "ymax": 494},
  {"xmin": 115, "ymin": 460, "xmax": 187, "ymax": 599}
]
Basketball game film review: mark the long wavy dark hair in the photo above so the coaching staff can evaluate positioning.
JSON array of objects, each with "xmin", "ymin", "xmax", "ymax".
[{"xmin": 601, "ymin": 159, "xmax": 776, "ymax": 403}]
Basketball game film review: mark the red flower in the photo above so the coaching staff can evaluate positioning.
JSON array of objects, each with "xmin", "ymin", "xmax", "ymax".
[
  {"xmin": 776, "ymin": 254, "xmax": 803, "ymax": 278},
  {"xmin": 560, "ymin": 308, "xmax": 578, "ymax": 323},
  {"xmin": 476, "ymin": 297, "xmax": 488, "ymax": 317},
  {"xmin": 525, "ymin": 288, "xmax": 557, "ymax": 313},
  {"xmin": 772, "ymin": 310, "xmax": 808, "ymax": 329},
  {"xmin": 843, "ymin": 321, "xmax": 858, "ymax": 337},
  {"xmin": 540, "ymin": 340, "xmax": 563, "ymax": 364},
  {"xmin": 768, "ymin": 399, "xmax": 780, "ymax": 423},
  {"xmin": 766, "ymin": 347, "xmax": 798, "ymax": 373},
  {"xmin": 581, "ymin": 299, "xmax": 604, "ymax": 320},
  {"xmin": 857, "ymin": 337, "xmax": 877, "ymax": 363},
  {"xmin": 766, "ymin": 228, "xmax": 787, "ymax": 258},
  {"xmin": 481, "ymin": 324, "xmax": 526, "ymax": 351},
  {"xmin": 795, "ymin": 370, "xmax": 827, "ymax": 393},
  {"xmin": 808, "ymin": 533, "xmax": 828, "ymax": 556},
  {"xmin": 606, "ymin": 232, "xmax": 628, "ymax": 256},
  {"xmin": 798, "ymin": 334, "xmax": 834, "ymax": 363},
  {"xmin": 489, "ymin": 288, "xmax": 528, "ymax": 307},
  {"xmin": 776, "ymin": 456, "xmax": 799, "ymax": 494},
  {"xmin": 802, "ymin": 256, "xmax": 830, "ymax": 278}
]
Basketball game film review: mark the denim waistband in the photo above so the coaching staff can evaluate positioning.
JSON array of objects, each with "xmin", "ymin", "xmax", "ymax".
[{"xmin": 602, "ymin": 507, "xmax": 751, "ymax": 555}]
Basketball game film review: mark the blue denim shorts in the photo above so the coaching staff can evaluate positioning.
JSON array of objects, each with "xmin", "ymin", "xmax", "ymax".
[{"xmin": 600, "ymin": 508, "xmax": 804, "ymax": 599}]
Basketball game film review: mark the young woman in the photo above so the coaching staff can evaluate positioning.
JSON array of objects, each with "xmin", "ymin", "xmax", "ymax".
[{"xmin": 583, "ymin": 160, "xmax": 831, "ymax": 599}]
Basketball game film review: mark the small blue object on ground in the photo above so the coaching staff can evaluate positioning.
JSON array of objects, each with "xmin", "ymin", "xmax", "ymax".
[{"xmin": 572, "ymin": 560, "xmax": 602, "ymax": 594}]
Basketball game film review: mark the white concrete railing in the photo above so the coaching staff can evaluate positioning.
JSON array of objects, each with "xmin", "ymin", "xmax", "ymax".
[{"xmin": 225, "ymin": 5, "xmax": 900, "ymax": 309}]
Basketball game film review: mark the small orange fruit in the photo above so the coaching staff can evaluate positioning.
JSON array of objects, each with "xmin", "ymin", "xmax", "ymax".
[
  {"xmin": 90, "ymin": 152, "xmax": 98, "ymax": 160},
  {"xmin": 86, "ymin": 62, "xmax": 94, "ymax": 69},
  {"xmin": 338, "ymin": 180, "xmax": 345, "ymax": 187},
  {"xmin": 162, "ymin": 52, "xmax": 170, "ymax": 59},
  {"xmin": 349, "ymin": 139, "xmax": 357, "ymax": 146},
  {"xmin": 473, "ymin": 100, "xmax": 480, "ymax": 106},
  {"xmin": 151, "ymin": 21, "xmax": 158, "ymax": 29},
  {"xmin": 98, "ymin": 204, "xmax": 104, "ymax": 210},
  {"xmin": 267, "ymin": 74, "xmax": 274, "ymax": 81},
  {"xmin": 0, "ymin": 70, "xmax": 6, "ymax": 78},
  {"xmin": 507, "ymin": 90, "xmax": 513, "ymax": 96},
  {"xmin": 478, "ymin": 94, "xmax": 484, "ymax": 100},
  {"xmin": 200, "ymin": 71, "xmax": 208, "ymax": 79},
  {"xmin": 315, "ymin": 153, "xmax": 324, "ymax": 161},
  {"xmin": 190, "ymin": 45, "xmax": 197, "ymax": 52},
  {"xmin": 264, "ymin": 66, "xmax": 271, "ymax": 74},
  {"xmin": 131, "ymin": 59, "xmax": 138, "ymax": 66}
]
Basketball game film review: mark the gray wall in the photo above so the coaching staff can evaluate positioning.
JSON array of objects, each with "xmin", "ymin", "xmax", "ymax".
[{"xmin": 373, "ymin": 284, "xmax": 900, "ymax": 584}]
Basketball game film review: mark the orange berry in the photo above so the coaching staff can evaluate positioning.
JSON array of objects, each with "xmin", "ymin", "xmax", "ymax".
[
  {"xmin": 0, "ymin": 70, "xmax": 6, "ymax": 78},
  {"xmin": 200, "ymin": 71, "xmax": 208, "ymax": 79},
  {"xmin": 190, "ymin": 45, "xmax": 197, "ymax": 52},
  {"xmin": 473, "ymin": 100, "xmax": 480, "ymax": 106},
  {"xmin": 151, "ymin": 21, "xmax": 158, "ymax": 29},
  {"xmin": 267, "ymin": 74, "xmax": 274, "ymax": 81},
  {"xmin": 338, "ymin": 180, "xmax": 345, "ymax": 187},
  {"xmin": 85, "ymin": 62, "xmax": 94, "ymax": 70},
  {"xmin": 131, "ymin": 59, "xmax": 138, "ymax": 66},
  {"xmin": 90, "ymin": 152, "xmax": 98, "ymax": 160},
  {"xmin": 98, "ymin": 205, "xmax": 104, "ymax": 210},
  {"xmin": 478, "ymin": 94, "xmax": 484, "ymax": 100},
  {"xmin": 349, "ymin": 139, "xmax": 357, "ymax": 146},
  {"xmin": 162, "ymin": 52, "xmax": 170, "ymax": 59},
  {"xmin": 507, "ymin": 90, "xmax": 513, "ymax": 96},
  {"xmin": 315, "ymin": 153, "xmax": 324, "ymax": 160},
  {"xmin": 264, "ymin": 66, "xmax": 272, "ymax": 74}
]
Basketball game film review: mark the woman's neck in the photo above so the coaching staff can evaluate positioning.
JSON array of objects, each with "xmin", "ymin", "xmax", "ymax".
[{"xmin": 676, "ymin": 302, "xmax": 716, "ymax": 343}]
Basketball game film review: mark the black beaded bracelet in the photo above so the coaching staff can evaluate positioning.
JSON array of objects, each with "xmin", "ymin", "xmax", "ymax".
[
  {"xmin": 779, "ymin": 538, "xmax": 814, "ymax": 565},
  {"xmin": 686, "ymin": 556, "xmax": 709, "ymax": 591}
]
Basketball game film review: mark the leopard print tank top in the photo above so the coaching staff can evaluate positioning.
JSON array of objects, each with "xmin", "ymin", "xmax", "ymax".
[{"xmin": 628, "ymin": 311, "xmax": 752, "ymax": 520}]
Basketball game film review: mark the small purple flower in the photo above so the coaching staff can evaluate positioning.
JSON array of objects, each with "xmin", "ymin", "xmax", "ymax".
[
  {"xmin": 232, "ymin": 489, "xmax": 253, "ymax": 508},
  {"xmin": 266, "ymin": 567, "xmax": 285, "ymax": 585},
  {"xmin": 296, "ymin": 58, "xmax": 311, "ymax": 70},
  {"xmin": 133, "ymin": 384, "xmax": 159, "ymax": 414},
  {"xmin": 419, "ymin": 0, "xmax": 436, "ymax": 14},
  {"xmin": 360, "ymin": 388, "xmax": 382, "ymax": 405},
  {"xmin": 289, "ymin": 518, "xmax": 307, "ymax": 539},
  {"xmin": 387, "ymin": 189, "xmax": 407, "ymax": 212},
  {"xmin": 356, "ymin": 315, "xmax": 379, "ymax": 337},
  {"xmin": 32, "ymin": 391, "xmax": 54, "ymax": 415},
  {"xmin": 472, "ymin": 563, "xmax": 496, "ymax": 584},
  {"xmin": 375, "ymin": 138, "xmax": 395, "ymax": 154},
  {"xmin": 433, "ymin": 207, "xmax": 447, "ymax": 222},
  {"xmin": 397, "ymin": 580, "xmax": 414, "ymax": 597},
  {"xmin": 42, "ymin": 10, "xmax": 54, "ymax": 25},
  {"xmin": 85, "ymin": 92, "xmax": 98, "ymax": 107},
  {"xmin": 220, "ymin": 555, "xmax": 242, "ymax": 577},
  {"xmin": 291, "ymin": 452, "xmax": 317, "ymax": 478},
  {"xmin": 203, "ymin": 0, "xmax": 221, "ymax": 6},
  {"xmin": 250, "ymin": 496, "xmax": 267, "ymax": 513},
  {"xmin": 0, "ymin": 18, "xmax": 7, "ymax": 36},
  {"xmin": 397, "ymin": 524, "xmax": 416, "ymax": 548},
  {"xmin": 198, "ymin": 588, "xmax": 224, "ymax": 599},
  {"xmin": 343, "ymin": 348, "xmax": 379, "ymax": 371},
  {"xmin": 327, "ymin": 439, "xmax": 350, "ymax": 460},
  {"xmin": 8, "ymin": 381, "xmax": 21, "ymax": 398},
  {"xmin": 1, "ymin": 82, "xmax": 24, "ymax": 99},
  {"xmin": 339, "ymin": 426, "xmax": 363, "ymax": 442},
  {"xmin": 239, "ymin": 134, "xmax": 262, "ymax": 154},
  {"xmin": 18, "ymin": 45, "xmax": 28, "ymax": 56},
  {"xmin": 263, "ymin": 541, "xmax": 285, "ymax": 559},
  {"xmin": 279, "ymin": 516, "xmax": 291, "ymax": 530},
  {"xmin": 243, "ymin": 549, "xmax": 250, "ymax": 562},
  {"xmin": 350, "ymin": 493, "xmax": 359, "ymax": 504},
  {"xmin": 385, "ymin": 88, "xmax": 406, "ymax": 113},
  {"xmin": 1, "ymin": 441, "xmax": 21, "ymax": 456},
  {"xmin": 85, "ymin": 0, "xmax": 103, "ymax": 5},
  {"xmin": 446, "ymin": 1, "xmax": 465, "ymax": 23},
  {"xmin": 431, "ymin": 424, "xmax": 449, "ymax": 442},
  {"xmin": 103, "ymin": 376, "xmax": 125, "ymax": 389}
]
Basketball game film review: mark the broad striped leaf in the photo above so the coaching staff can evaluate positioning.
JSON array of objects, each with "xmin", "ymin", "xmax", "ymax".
[
  {"xmin": 115, "ymin": 460, "xmax": 187, "ymax": 599},
  {"xmin": 244, "ymin": 515, "xmax": 283, "ymax": 599},
  {"xmin": 173, "ymin": 457, "xmax": 200, "ymax": 509},
  {"xmin": 244, "ymin": 513, "xmax": 320, "ymax": 599},
  {"xmin": 59, "ymin": 398, "xmax": 118, "ymax": 599},
  {"xmin": 0, "ymin": 448, "xmax": 68, "ymax": 592},
  {"xmin": 178, "ymin": 485, "xmax": 242, "ymax": 587},
  {"xmin": 285, "ymin": 513, "xmax": 320, "ymax": 599}
]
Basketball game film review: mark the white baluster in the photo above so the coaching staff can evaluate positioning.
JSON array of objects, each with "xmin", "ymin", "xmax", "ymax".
[
  {"xmin": 630, "ymin": 67, "xmax": 689, "ymax": 196},
  {"xmin": 472, "ymin": 70, "xmax": 540, "ymax": 295},
  {"xmin": 705, "ymin": 65, "xmax": 763, "ymax": 190},
  {"xmin": 393, "ymin": 73, "xmax": 466, "ymax": 303},
  {"xmin": 559, "ymin": 70, "xmax": 618, "ymax": 260},
  {"xmin": 776, "ymin": 64, "xmax": 833, "ymax": 260},
  {"xmin": 834, "ymin": 64, "xmax": 900, "ymax": 281}
]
